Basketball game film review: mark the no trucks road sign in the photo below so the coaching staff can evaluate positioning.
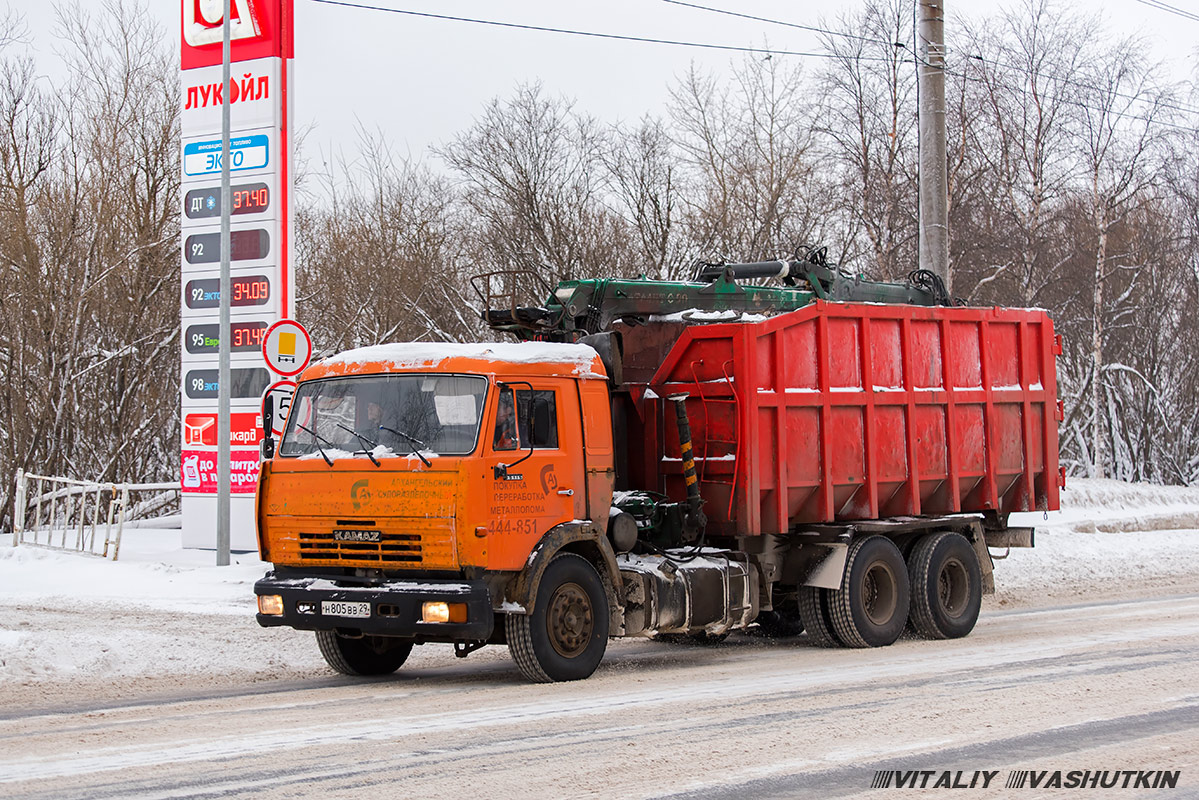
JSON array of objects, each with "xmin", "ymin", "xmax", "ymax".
[{"xmin": 262, "ymin": 318, "xmax": 311, "ymax": 377}]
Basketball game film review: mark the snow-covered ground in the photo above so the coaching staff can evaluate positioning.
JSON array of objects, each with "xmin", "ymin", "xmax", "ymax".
[{"xmin": 1, "ymin": 478, "xmax": 1198, "ymax": 691}]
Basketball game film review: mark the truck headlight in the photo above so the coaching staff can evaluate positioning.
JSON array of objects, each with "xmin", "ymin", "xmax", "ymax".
[
  {"xmin": 422, "ymin": 601, "xmax": 467, "ymax": 623},
  {"xmin": 258, "ymin": 594, "xmax": 284, "ymax": 616}
]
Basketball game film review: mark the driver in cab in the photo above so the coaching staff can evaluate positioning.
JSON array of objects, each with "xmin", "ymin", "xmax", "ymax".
[{"xmin": 494, "ymin": 391, "xmax": 518, "ymax": 451}]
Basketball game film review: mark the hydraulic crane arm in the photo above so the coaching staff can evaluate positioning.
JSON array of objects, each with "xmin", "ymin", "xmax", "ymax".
[{"xmin": 474, "ymin": 246, "xmax": 953, "ymax": 342}]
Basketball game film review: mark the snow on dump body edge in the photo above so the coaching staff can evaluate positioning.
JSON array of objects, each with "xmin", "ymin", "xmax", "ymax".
[{"xmin": 314, "ymin": 341, "xmax": 603, "ymax": 376}]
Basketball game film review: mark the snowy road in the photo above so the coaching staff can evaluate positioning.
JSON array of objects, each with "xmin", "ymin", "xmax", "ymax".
[{"xmin": 2, "ymin": 590, "xmax": 1197, "ymax": 799}]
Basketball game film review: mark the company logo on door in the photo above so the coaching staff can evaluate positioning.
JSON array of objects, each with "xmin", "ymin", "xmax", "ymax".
[
  {"xmin": 183, "ymin": 0, "xmax": 262, "ymax": 47},
  {"xmin": 350, "ymin": 479, "xmax": 372, "ymax": 511}
]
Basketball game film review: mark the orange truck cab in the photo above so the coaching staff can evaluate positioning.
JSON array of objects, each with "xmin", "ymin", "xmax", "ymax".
[{"xmin": 254, "ymin": 342, "xmax": 624, "ymax": 682}]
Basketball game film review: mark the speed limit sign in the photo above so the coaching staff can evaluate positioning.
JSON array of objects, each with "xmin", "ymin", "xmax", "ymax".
[{"xmin": 261, "ymin": 380, "xmax": 297, "ymax": 437}]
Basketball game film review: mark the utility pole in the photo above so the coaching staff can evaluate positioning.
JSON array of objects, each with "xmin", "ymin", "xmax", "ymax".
[
  {"xmin": 217, "ymin": 0, "xmax": 232, "ymax": 567},
  {"xmin": 917, "ymin": 0, "xmax": 950, "ymax": 292}
]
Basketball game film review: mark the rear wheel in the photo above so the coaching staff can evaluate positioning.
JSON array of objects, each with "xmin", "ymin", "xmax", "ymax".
[
  {"xmin": 828, "ymin": 536, "xmax": 910, "ymax": 648},
  {"xmin": 315, "ymin": 631, "xmax": 413, "ymax": 676},
  {"xmin": 756, "ymin": 590, "xmax": 805, "ymax": 638},
  {"xmin": 907, "ymin": 532, "xmax": 982, "ymax": 639},
  {"xmin": 507, "ymin": 553, "xmax": 609, "ymax": 682},
  {"xmin": 797, "ymin": 585, "xmax": 842, "ymax": 647}
]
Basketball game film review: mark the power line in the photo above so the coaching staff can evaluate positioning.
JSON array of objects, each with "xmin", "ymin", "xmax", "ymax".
[
  {"xmin": 659, "ymin": 0, "xmax": 883, "ymax": 47},
  {"xmin": 1134, "ymin": 0, "xmax": 1199, "ymax": 24},
  {"xmin": 950, "ymin": 29, "xmax": 1199, "ymax": 121},
  {"xmin": 307, "ymin": 0, "xmax": 887, "ymax": 62},
  {"xmin": 898, "ymin": 39, "xmax": 1195, "ymax": 133},
  {"xmin": 307, "ymin": 0, "xmax": 1195, "ymax": 134},
  {"xmin": 935, "ymin": 51, "xmax": 1199, "ymax": 134},
  {"xmin": 671, "ymin": 0, "xmax": 1199, "ymax": 122},
  {"xmin": 665, "ymin": 0, "xmax": 1199, "ymax": 122}
]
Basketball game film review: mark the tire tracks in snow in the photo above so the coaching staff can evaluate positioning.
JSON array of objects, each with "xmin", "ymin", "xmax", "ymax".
[{"xmin": 1, "ymin": 593, "xmax": 1197, "ymax": 798}]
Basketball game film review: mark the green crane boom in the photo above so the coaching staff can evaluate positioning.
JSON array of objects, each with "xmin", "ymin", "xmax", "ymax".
[{"xmin": 475, "ymin": 248, "xmax": 952, "ymax": 342}]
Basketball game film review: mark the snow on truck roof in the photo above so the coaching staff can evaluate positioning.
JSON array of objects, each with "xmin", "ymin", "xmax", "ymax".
[{"xmin": 308, "ymin": 341, "xmax": 604, "ymax": 378}]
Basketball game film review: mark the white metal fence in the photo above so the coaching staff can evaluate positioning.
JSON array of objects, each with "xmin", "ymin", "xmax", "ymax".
[{"xmin": 12, "ymin": 469, "xmax": 180, "ymax": 560}]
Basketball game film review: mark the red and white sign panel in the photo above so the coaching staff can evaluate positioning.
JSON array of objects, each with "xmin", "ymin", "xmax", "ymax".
[
  {"xmin": 261, "ymin": 379, "xmax": 297, "ymax": 437},
  {"xmin": 183, "ymin": 0, "xmax": 262, "ymax": 48},
  {"xmin": 181, "ymin": 0, "xmax": 293, "ymax": 69},
  {"xmin": 183, "ymin": 412, "xmax": 263, "ymax": 447},
  {"xmin": 181, "ymin": 449, "xmax": 261, "ymax": 494},
  {"xmin": 262, "ymin": 318, "xmax": 311, "ymax": 376}
]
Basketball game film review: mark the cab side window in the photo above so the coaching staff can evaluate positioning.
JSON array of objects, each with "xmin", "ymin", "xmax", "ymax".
[
  {"xmin": 493, "ymin": 387, "xmax": 518, "ymax": 450},
  {"xmin": 493, "ymin": 387, "xmax": 558, "ymax": 450}
]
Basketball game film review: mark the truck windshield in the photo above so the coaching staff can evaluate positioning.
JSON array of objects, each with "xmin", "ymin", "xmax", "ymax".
[{"xmin": 278, "ymin": 374, "xmax": 487, "ymax": 459}]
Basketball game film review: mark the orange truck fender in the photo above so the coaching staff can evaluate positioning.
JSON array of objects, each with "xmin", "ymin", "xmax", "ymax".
[{"xmin": 504, "ymin": 520, "xmax": 625, "ymax": 635}]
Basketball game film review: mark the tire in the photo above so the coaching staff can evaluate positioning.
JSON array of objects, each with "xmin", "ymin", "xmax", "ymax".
[
  {"xmin": 315, "ymin": 630, "xmax": 414, "ymax": 676},
  {"xmin": 907, "ymin": 532, "xmax": 982, "ymax": 639},
  {"xmin": 797, "ymin": 585, "xmax": 842, "ymax": 647},
  {"xmin": 507, "ymin": 553, "xmax": 609, "ymax": 682},
  {"xmin": 828, "ymin": 536, "xmax": 910, "ymax": 648},
  {"xmin": 756, "ymin": 590, "xmax": 805, "ymax": 638}
]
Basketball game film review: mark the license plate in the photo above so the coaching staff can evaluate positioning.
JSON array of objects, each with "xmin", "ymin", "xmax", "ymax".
[{"xmin": 321, "ymin": 600, "xmax": 371, "ymax": 618}]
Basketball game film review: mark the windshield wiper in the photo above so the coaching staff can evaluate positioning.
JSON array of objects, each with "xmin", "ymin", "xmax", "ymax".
[
  {"xmin": 336, "ymin": 423, "xmax": 381, "ymax": 467},
  {"xmin": 296, "ymin": 423, "xmax": 335, "ymax": 467},
  {"xmin": 379, "ymin": 425, "xmax": 432, "ymax": 467}
]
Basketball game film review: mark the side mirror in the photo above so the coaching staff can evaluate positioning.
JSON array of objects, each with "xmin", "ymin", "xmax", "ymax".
[{"xmin": 261, "ymin": 394, "xmax": 275, "ymax": 459}]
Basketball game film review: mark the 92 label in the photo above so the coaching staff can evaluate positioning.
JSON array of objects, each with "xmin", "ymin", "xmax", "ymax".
[{"xmin": 185, "ymin": 276, "xmax": 271, "ymax": 309}]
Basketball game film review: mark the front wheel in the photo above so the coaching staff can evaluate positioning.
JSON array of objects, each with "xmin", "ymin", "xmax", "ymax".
[
  {"xmin": 507, "ymin": 553, "xmax": 609, "ymax": 682},
  {"xmin": 315, "ymin": 631, "xmax": 414, "ymax": 676}
]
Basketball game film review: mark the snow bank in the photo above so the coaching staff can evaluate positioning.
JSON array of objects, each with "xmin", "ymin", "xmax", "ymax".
[
  {"xmin": 1, "ymin": 478, "xmax": 1197, "ymax": 684},
  {"xmin": 992, "ymin": 526, "xmax": 1199, "ymax": 598},
  {"xmin": 0, "ymin": 528, "xmax": 275, "ymax": 683},
  {"xmin": 0, "ymin": 529, "xmax": 264, "ymax": 615},
  {"xmin": 1011, "ymin": 477, "xmax": 1199, "ymax": 533}
]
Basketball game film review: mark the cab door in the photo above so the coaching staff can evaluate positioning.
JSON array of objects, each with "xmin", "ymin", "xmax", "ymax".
[{"xmin": 483, "ymin": 379, "xmax": 586, "ymax": 571}]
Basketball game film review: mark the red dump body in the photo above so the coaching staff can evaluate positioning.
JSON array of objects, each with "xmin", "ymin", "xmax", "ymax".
[{"xmin": 628, "ymin": 301, "xmax": 1062, "ymax": 537}]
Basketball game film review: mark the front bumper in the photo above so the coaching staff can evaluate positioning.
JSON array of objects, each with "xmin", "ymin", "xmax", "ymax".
[{"xmin": 254, "ymin": 572, "xmax": 494, "ymax": 641}]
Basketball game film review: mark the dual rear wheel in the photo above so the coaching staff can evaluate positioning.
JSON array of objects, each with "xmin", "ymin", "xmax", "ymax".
[{"xmin": 799, "ymin": 532, "xmax": 982, "ymax": 648}]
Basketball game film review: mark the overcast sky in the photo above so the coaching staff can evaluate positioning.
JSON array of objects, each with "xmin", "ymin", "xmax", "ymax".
[{"xmin": 14, "ymin": 0, "xmax": 1199, "ymax": 171}]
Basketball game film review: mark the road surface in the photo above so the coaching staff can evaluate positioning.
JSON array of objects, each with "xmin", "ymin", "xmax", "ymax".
[{"xmin": 2, "ymin": 589, "xmax": 1197, "ymax": 799}]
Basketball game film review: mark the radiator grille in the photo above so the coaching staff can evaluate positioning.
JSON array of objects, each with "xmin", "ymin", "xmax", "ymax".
[{"xmin": 298, "ymin": 531, "xmax": 422, "ymax": 564}]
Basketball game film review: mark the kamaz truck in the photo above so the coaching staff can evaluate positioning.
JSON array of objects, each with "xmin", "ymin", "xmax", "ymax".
[{"xmin": 254, "ymin": 250, "xmax": 1061, "ymax": 682}]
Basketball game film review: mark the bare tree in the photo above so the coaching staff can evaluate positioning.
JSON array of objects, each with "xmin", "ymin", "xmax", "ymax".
[
  {"xmin": 437, "ymin": 83, "xmax": 634, "ymax": 284},
  {"xmin": 956, "ymin": 0, "xmax": 1093, "ymax": 306},
  {"xmin": 818, "ymin": 0, "xmax": 918, "ymax": 280},
  {"xmin": 1071, "ymin": 38, "xmax": 1175, "ymax": 478},
  {"xmin": 0, "ymin": 0, "xmax": 179, "ymax": 527},
  {"xmin": 602, "ymin": 117, "xmax": 689, "ymax": 279},
  {"xmin": 669, "ymin": 54, "xmax": 829, "ymax": 263},
  {"xmin": 299, "ymin": 126, "xmax": 479, "ymax": 353}
]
